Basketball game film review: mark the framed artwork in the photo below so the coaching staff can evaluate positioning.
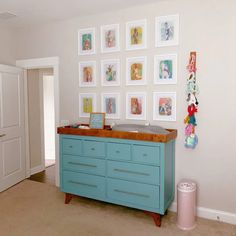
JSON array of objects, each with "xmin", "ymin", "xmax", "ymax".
[
  {"xmin": 79, "ymin": 93, "xmax": 96, "ymax": 118},
  {"xmin": 154, "ymin": 54, "xmax": 177, "ymax": 84},
  {"xmin": 101, "ymin": 24, "xmax": 120, "ymax": 53},
  {"xmin": 126, "ymin": 57, "xmax": 147, "ymax": 85},
  {"xmin": 126, "ymin": 19, "xmax": 147, "ymax": 50},
  {"xmin": 89, "ymin": 113, "xmax": 105, "ymax": 129},
  {"xmin": 79, "ymin": 61, "xmax": 96, "ymax": 87},
  {"xmin": 101, "ymin": 59, "xmax": 120, "ymax": 86},
  {"xmin": 155, "ymin": 14, "xmax": 179, "ymax": 47},
  {"xmin": 101, "ymin": 93, "xmax": 120, "ymax": 119},
  {"xmin": 153, "ymin": 92, "xmax": 176, "ymax": 121},
  {"xmin": 126, "ymin": 92, "xmax": 146, "ymax": 120},
  {"xmin": 78, "ymin": 27, "xmax": 95, "ymax": 55}
]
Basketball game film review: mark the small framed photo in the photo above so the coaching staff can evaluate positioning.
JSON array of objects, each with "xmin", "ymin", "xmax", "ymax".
[
  {"xmin": 126, "ymin": 19, "xmax": 147, "ymax": 50},
  {"xmin": 155, "ymin": 14, "xmax": 179, "ymax": 47},
  {"xmin": 78, "ymin": 27, "xmax": 95, "ymax": 55},
  {"xmin": 154, "ymin": 54, "xmax": 177, "ymax": 84},
  {"xmin": 126, "ymin": 92, "xmax": 146, "ymax": 120},
  {"xmin": 126, "ymin": 57, "xmax": 147, "ymax": 85},
  {"xmin": 79, "ymin": 93, "xmax": 96, "ymax": 118},
  {"xmin": 79, "ymin": 61, "xmax": 96, "ymax": 87},
  {"xmin": 101, "ymin": 59, "xmax": 120, "ymax": 86},
  {"xmin": 101, "ymin": 93, "xmax": 120, "ymax": 119},
  {"xmin": 101, "ymin": 24, "xmax": 120, "ymax": 53},
  {"xmin": 89, "ymin": 112, "xmax": 105, "ymax": 129},
  {"xmin": 153, "ymin": 92, "xmax": 176, "ymax": 121}
]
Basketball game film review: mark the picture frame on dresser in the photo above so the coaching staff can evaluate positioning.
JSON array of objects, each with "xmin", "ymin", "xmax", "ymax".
[
  {"xmin": 101, "ymin": 24, "xmax": 120, "ymax": 53},
  {"xmin": 89, "ymin": 112, "xmax": 105, "ymax": 129},
  {"xmin": 153, "ymin": 92, "xmax": 176, "ymax": 121},
  {"xmin": 126, "ymin": 92, "xmax": 146, "ymax": 120},
  {"xmin": 79, "ymin": 93, "xmax": 96, "ymax": 118},
  {"xmin": 79, "ymin": 61, "xmax": 96, "ymax": 87},
  {"xmin": 78, "ymin": 27, "xmax": 96, "ymax": 55},
  {"xmin": 101, "ymin": 93, "xmax": 120, "ymax": 119}
]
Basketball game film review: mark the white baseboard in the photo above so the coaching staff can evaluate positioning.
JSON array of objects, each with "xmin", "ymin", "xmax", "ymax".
[
  {"xmin": 30, "ymin": 164, "xmax": 45, "ymax": 175},
  {"xmin": 169, "ymin": 202, "xmax": 236, "ymax": 225}
]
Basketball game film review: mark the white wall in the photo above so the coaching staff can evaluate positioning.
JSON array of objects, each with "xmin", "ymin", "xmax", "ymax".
[
  {"xmin": 0, "ymin": 26, "xmax": 16, "ymax": 65},
  {"xmin": 15, "ymin": 0, "xmax": 236, "ymax": 215}
]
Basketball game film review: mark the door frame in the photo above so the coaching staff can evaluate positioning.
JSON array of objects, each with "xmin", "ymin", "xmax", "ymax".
[{"xmin": 16, "ymin": 57, "xmax": 60, "ymax": 187}]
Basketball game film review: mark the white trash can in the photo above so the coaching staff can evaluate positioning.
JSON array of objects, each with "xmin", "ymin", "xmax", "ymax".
[{"xmin": 177, "ymin": 180, "xmax": 197, "ymax": 230}]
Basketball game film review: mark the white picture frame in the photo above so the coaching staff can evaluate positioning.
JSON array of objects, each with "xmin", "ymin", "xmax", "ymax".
[
  {"xmin": 79, "ymin": 93, "xmax": 96, "ymax": 118},
  {"xmin": 101, "ymin": 93, "xmax": 120, "ymax": 119},
  {"xmin": 126, "ymin": 56, "xmax": 147, "ymax": 86},
  {"xmin": 154, "ymin": 54, "xmax": 177, "ymax": 84},
  {"xmin": 79, "ymin": 61, "xmax": 96, "ymax": 87},
  {"xmin": 101, "ymin": 24, "xmax": 120, "ymax": 53},
  {"xmin": 126, "ymin": 19, "xmax": 147, "ymax": 50},
  {"xmin": 126, "ymin": 92, "xmax": 146, "ymax": 120},
  {"xmin": 155, "ymin": 14, "xmax": 179, "ymax": 47},
  {"xmin": 153, "ymin": 92, "xmax": 176, "ymax": 121},
  {"xmin": 78, "ymin": 27, "xmax": 96, "ymax": 55},
  {"xmin": 101, "ymin": 59, "xmax": 120, "ymax": 87}
]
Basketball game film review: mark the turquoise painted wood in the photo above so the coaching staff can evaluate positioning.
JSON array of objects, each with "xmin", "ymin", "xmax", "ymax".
[{"xmin": 59, "ymin": 134, "xmax": 175, "ymax": 215}]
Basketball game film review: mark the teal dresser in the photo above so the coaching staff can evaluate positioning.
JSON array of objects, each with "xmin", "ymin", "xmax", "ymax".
[{"xmin": 58, "ymin": 127, "xmax": 177, "ymax": 226}]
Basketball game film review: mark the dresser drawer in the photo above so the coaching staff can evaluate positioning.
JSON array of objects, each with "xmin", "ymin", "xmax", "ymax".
[
  {"xmin": 63, "ymin": 155, "xmax": 105, "ymax": 176},
  {"xmin": 62, "ymin": 171, "xmax": 106, "ymax": 199},
  {"xmin": 62, "ymin": 138, "xmax": 82, "ymax": 156},
  {"xmin": 107, "ymin": 161, "xmax": 159, "ymax": 185},
  {"xmin": 107, "ymin": 179, "xmax": 160, "ymax": 209},
  {"xmin": 132, "ymin": 145, "xmax": 160, "ymax": 165},
  {"xmin": 83, "ymin": 140, "xmax": 105, "ymax": 158},
  {"xmin": 107, "ymin": 143, "xmax": 131, "ymax": 161}
]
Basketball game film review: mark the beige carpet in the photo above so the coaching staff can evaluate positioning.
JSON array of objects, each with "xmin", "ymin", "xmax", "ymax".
[{"xmin": 0, "ymin": 180, "xmax": 235, "ymax": 236}]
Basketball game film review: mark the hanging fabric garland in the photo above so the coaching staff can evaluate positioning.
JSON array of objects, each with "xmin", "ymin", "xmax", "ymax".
[{"xmin": 184, "ymin": 52, "xmax": 199, "ymax": 149}]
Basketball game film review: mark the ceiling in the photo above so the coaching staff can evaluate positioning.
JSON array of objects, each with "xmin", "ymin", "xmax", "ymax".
[{"xmin": 0, "ymin": 0, "xmax": 163, "ymax": 28}]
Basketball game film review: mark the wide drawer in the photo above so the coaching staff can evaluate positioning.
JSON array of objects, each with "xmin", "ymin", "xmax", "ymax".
[
  {"xmin": 107, "ymin": 143, "xmax": 131, "ymax": 161},
  {"xmin": 107, "ymin": 179, "xmax": 160, "ymax": 209},
  {"xmin": 63, "ymin": 155, "xmax": 105, "ymax": 176},
  {"xmin": 132, "ymin": 145, "xmax": 160, "ymax": 165},
  {"xmin": 107, "ymin": 161, "xmax": 160, "ymax": 185},
  {"xmin": 62, "ymin": 138, "xmax": 82, "ymax": 155},
  {"xmin": 62, "ymin": 171, "xmax": 106, "ymax": 199},
  {"xmin": 83, "ymin": 140, "xmax": 105, "ymax": 158}
]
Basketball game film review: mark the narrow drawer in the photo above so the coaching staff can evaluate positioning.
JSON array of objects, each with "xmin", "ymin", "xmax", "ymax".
[
  {"xmin": 107, "ymin": 179, "xmax": 160, "ymax": 209},
  {"xmin": 107, "ymin": 143, "xmax": 131, "ymax": 161},
  {"xmin": 83, "ymin": 140, "xmax": 105, "ymax": 158},
  {"xmin": 62, "ymin": 171, "xmax": 106, "ymax": 199},
  {"xmin": 62, "ymin": 138, "xmax": 82, "ymax": 155},
  {"xmin": 63, "ymin": 155, "xmax": 105, "ymax": 176},
  {"xmin": 107, "ymin": 161, "xmax": 160, "ymax": 185},
  {"xmin": 132, "ymin": 145, "xmax": 160, "ymax": 165}
]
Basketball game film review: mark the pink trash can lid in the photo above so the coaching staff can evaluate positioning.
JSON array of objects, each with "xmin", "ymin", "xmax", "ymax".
[{"xmin": 178, "ymin": 180, "xmax": 196, "ymax": 192}]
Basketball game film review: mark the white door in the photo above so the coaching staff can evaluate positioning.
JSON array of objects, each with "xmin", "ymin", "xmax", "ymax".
[{"xmin": 0, "ymin": 64, "xmax": 26, "ymax": 192}]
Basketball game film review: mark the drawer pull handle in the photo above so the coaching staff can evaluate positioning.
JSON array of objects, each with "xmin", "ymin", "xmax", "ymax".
[
  {"xmin": 143, "ymin": 153, "xmax": 148, "ymax": 157},
  {"xmin": 115, "ymin": 150, "xmax": 120, "ymax": 154},
  {"xmin": 69, "ymin": 145, "xmax": 73, "ymax": 148},
  {"xmin": 114, "ymin": 189, "xmax": 149, "ymax": 198},
  {"xmin": 68, "ymin": 162, "xmax": 97, "ymax": 168},
  {"xmin": 91, "ymin": 148, "xmax": 95, "ymax": 151},
  {"xmin": 68, "ymin": 180, "xmax": 97, "ymax": 188},
  {"xmin": 113, "ymin": 168, "xmax": 149, "ymax": 176}
]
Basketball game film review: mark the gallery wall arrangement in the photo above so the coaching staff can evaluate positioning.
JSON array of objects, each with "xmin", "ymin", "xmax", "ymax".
[{"xmin": 78, "ymin": 14, "xmax": 179, "ymax": 122}]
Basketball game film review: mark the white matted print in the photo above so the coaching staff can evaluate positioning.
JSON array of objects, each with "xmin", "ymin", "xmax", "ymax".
[
  {"xmin": 101, "ymin": 59, "xmax": 120, "ymax": 86},
  {"xmin": 126, "ymin": 57, "xmax": 147, "ymax": 85},
  {"xmin": 126, "ymin": 92, "xmax": 146, "ymax": 120},
  {"xmin": 79, "ymin": 61, "xmax": 96, "ymax": 87},
  {"xmin": 79, "ymin": 93, "xmax": 96, "ymax": 118},
  {"xmin": 78, "ymin": 27, "xmax": 95, "ymax": 55},
  {"xmin": 153, "ymin": 92, "xmax": 176, "ymax": 121},
  {"xmin": 154, "ymin": 54, "xmax": 177, "ymax": 84},
  {"xmin": 126, "ymin": 19, "xmax": 147, "ymax": 50},
  {"xmin": 155, "ymin": 15, "xmax": 179, "ymax": 47},
  {"xmin": 101, "ymin": 93, "xmax": 120, "ymax": 119},
  {"xmin": 101, "ymin": 24, "xmax": 120, "ymax": 53}
]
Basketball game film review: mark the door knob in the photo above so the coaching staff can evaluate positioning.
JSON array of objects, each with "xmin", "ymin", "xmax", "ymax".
[{"xmin": 0, "ymin": 134, "xmax": 6, "ymax": 137}]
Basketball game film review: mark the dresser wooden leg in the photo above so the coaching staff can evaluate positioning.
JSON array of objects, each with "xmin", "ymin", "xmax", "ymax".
[
  {"xmin": 65, "ymin": 193, "xmax": 73, "ymax": 204},
  {"xmin": 144, "ymin": 211, "xmax": 161, "ymax": 227}
]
